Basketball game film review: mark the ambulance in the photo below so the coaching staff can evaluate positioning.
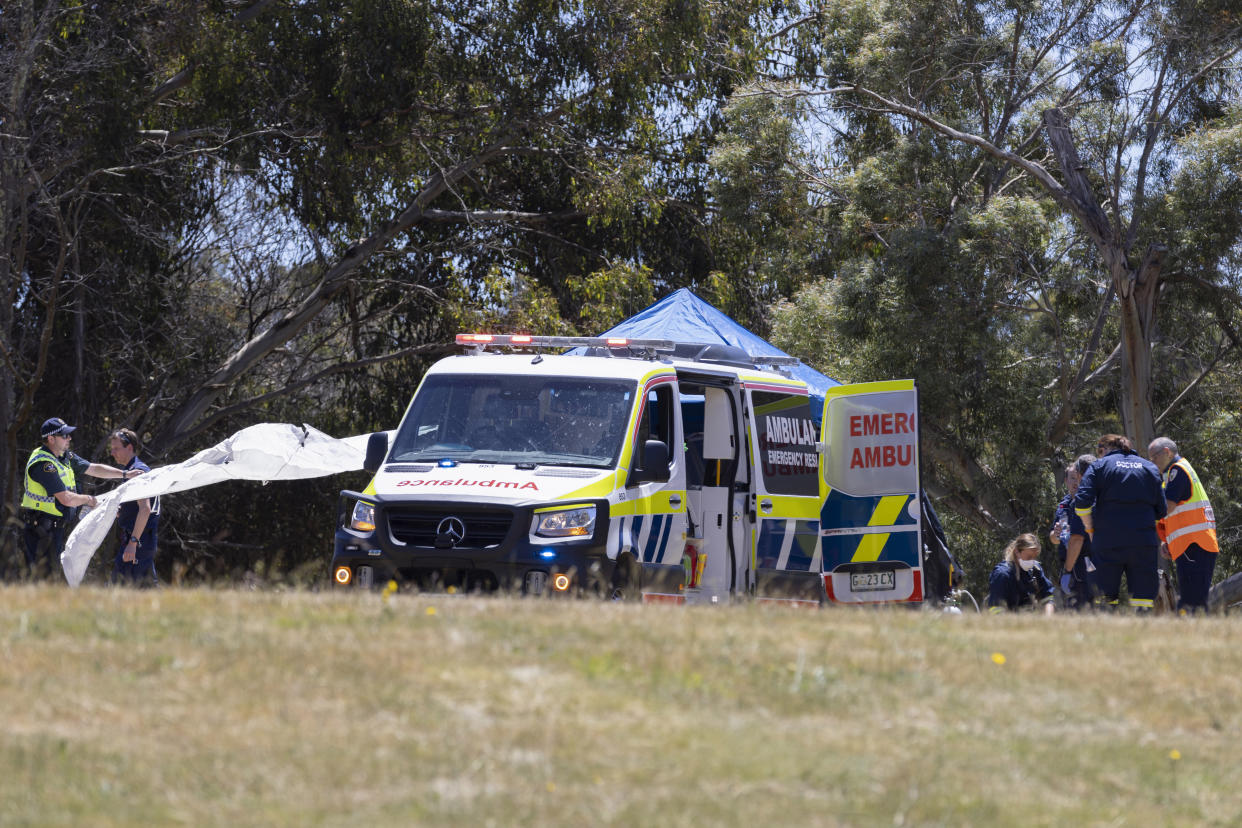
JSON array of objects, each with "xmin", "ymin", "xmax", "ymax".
[{"xmin": 331, "ymin": 334, "xmax": 926, "ymax": 604}]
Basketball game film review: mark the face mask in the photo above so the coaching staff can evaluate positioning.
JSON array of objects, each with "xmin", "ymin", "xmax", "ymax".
[{"xmin": 1018, "ymin": 558, "xmax": 1038, "ymax": 571}]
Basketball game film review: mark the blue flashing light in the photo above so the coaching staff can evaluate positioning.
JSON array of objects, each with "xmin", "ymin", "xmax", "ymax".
[
  {"xmin": 538, "ymin": 549, "xmax": 557, "ymax": 560},
  {"xmin": 438, "ymin": 458, "xmax": 457, "ymax": 468}
]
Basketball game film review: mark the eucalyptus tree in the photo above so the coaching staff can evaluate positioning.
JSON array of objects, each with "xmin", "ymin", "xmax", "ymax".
[
  {"xmin": 3, "ymin": 0, "xmax": 767, "ymax": 572},
  {"xmin": 1, "ymin": 1, "xmax": 223, "ymax": 516},
  {"xmin": 135, "ymin": 0, "xmax": 766, "ymax": 454},
  {"xmin": 727, "ymin": 0, "xmax": 1242, "ymax": 538}
]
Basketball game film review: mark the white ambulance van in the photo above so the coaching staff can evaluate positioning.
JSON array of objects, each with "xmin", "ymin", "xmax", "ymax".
[{"xmin": 331, "ymin": 334, "xmax": 925, "ymax": 604}]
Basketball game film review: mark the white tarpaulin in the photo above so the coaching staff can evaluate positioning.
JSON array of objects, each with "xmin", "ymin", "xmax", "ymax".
[{"xmin": 61, "ymin": 423, "xmax": 374, "ymax": 587}]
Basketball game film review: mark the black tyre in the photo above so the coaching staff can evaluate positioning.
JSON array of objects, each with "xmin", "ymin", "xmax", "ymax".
[{"xmin": 609, "ymin": 554, "xmax": 641, "ymax": 602}]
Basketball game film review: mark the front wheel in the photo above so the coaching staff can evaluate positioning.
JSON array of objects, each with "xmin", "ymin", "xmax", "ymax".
[{"xmin": 609, "ymin": 555, "xmax": 641, "ymax": 602}]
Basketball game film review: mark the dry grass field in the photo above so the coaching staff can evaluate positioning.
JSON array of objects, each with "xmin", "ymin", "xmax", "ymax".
[{"xmin": 2, "ymin": 585, "xmax": 1241, "ymax": 827}]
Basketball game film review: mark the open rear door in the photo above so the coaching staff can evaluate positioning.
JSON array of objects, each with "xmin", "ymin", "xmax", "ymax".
[
  {"xmin": 819, "ymin": 380, "xmax": 923, "ymax": 604},
  {"xmin": 746, "ymin": 386, "xmax": 824, "ymax": 605}
]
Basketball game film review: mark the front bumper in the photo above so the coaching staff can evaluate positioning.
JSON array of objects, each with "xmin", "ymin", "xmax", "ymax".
[{"xmin": 330, "ymin": 491, "xmax": 613, "ymax": 595}]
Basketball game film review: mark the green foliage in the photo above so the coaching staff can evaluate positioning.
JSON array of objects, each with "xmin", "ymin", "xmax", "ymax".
[
  {"xmin": 733, "ymin": 0, "xmax": 1242, "ymax": 595},
  {"xmin": 702, "ymin": 87, "xmax": 826, "ymax": 333},
  {"xmin": 3, "ymin": 0, "xmax": 775, "ymax": 579},
  {"xmin": 567, "ymin": 264, "xmax": 658, "ymax": 333}
]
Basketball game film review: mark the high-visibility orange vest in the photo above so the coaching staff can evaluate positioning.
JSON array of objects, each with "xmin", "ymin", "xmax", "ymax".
[{"xmin": 1157, "ymin": 457, "xmax": 1218, "ymax": 558}]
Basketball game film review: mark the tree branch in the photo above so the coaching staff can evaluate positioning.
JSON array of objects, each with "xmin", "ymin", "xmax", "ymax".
[
  {"xmin": 843, "ymin": 85, "xmax": 1102, "ymax": 240},
  {"xmin": 1155, "ymin": 342, "xmax": 1234, "ymax": 427},
  {"xmin": 921, "ymin": 425, "xmax": 1026, "ymax": 535},
  {"xmin": 148, "ymin": 119, "xmax": 542, "ymax": 454},
  {"xmin": 166, "ymin": 343, "xmax": 457, "ymax": 450},
  {"xmin": 149, "ymin": 0, "xmax": 281, "ymax": 104},
  {"xmin": 421, "ymin": 208, "xmax": 586, "ymax": 225}
]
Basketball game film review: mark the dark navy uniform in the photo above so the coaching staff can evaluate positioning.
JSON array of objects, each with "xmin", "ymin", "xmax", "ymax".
[
  {"xmin": 986, "ymin": 560, "xmax": 1054, "ymax": 612},
  {"xmin": 1073, "ymin": 448, "xmax": 1165, "ymax": 610},
  {"xmin": 1051, "ymin": 494, "xmax": 1095, "ymax": 609},
  {"xmin": 112, "ymin": 456, "xmax": 159, "ymax": 586}
]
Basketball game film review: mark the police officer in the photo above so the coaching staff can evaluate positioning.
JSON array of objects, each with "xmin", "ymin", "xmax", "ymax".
[
  {"xmin": 986, "ymin": 533, "xmax": 1056, "ymax": 613},
  {"xmin": 1148, "ymin": 437, "xmax": 1218, "ymax": 614},
  {"xmin": 1053, "ymin": 453, "xmax": 1098, "ymax": 610},
  {"xmin": 107, "ymin": 428, "xmax": 160, "ymax": 586},
  {"xmin": 21, "ymin": 417, "xmax": 141, "ymax": 579},
  {"xmin": 1073, "ymin": 434, "xmax": 1166, "ymax": 612}
]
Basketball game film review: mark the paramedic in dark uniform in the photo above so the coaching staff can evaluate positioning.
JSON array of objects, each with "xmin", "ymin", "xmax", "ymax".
[
  {"xmin": 108, "ymin": 428, "xmax": 160, "ymax": 586},
  {"xmin": 1049, "ymin": 455, "xmax": 1090, "ymax": 609},
  {"xmin": 1148, "ymin": 437, "xmax": 1218, "ymax": 614},
  {"xmin": 986, "ymin": 533, "xmax": 1055, "ymax": 613},
  {"xmin": 21, "ymin": 417, "xmax": 140, "ymax": 579},
  {"xmin": 1056, "ymin": 453, "xmax": 1098, "ymax": 609},
  {"xmin": 1073, "ymin": 434, "xmax": 1166, "ymax": 612}
]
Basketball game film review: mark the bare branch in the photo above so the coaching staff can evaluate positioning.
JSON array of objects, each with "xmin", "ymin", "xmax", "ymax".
[
  {"xmin": 169, "ymin": 343, "xmax": 457, "ymax": 448},
  {"xmin": 421, "ymin": 208, "xmax": 586, "ymax": 225},
  {"xmin": 1155, "ymin": 342, "xmax": 1235, "ymax": 426},
  {"xmin": 147, "ymin": 108, "xmax": 566, "ymax": 452},
  {"xmin": 149, "ymin": 0, "xmax": 282, "ymax": 104}
]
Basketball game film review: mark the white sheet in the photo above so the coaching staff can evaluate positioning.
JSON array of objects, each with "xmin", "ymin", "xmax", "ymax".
[{"xmin": 61, "ymin": 423, "xmax": 375, "ymax": 586}]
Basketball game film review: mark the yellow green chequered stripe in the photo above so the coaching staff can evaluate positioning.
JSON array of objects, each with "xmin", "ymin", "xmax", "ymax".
[{"xmin": 851, "ymin": 495, "xmax": 909, "ymax": 562}]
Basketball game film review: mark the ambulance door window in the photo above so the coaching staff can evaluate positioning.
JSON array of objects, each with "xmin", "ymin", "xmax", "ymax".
[
  {"xmin": 751, "ymin": 392, "xmax": 818, "ymax": 497},
  {"xmin": 632, "ymin": 385, "xmax": 675, "ymax": 480},
  {"xmin": 680, "ymin": 394, "xmax": 705, "ymax": 489}
]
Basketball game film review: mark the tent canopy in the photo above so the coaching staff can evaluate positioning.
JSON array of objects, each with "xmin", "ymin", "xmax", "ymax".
[{"xmin": 596, "ymin": 289, "xmax": 839, "ymax": 402}]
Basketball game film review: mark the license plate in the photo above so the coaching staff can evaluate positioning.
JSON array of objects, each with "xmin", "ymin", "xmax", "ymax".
[{"xmin": 850, "ymin": 570, "xmax": 894, "ymax": 592}]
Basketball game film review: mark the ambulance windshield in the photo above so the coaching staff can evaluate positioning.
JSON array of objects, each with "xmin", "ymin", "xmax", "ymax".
[{"xmin": 390, "ymin": 374, "xmax": 636, "ymax": 469}]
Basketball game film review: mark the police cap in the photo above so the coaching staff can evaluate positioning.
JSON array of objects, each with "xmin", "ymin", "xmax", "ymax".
[{"xmin": 41, "ymin": 417, "xmax": 76, "ymax": 437}]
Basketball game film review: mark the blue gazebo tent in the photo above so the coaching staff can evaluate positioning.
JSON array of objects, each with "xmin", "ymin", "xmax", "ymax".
[{"xmin": 595, "ymin": 288, "xmax": 839, "ymax": 407}]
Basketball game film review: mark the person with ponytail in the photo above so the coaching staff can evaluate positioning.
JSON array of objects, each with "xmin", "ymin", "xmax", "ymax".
[{"xmin": 986, "ymin": 533, "xmax": 1056, "ymax": 613}]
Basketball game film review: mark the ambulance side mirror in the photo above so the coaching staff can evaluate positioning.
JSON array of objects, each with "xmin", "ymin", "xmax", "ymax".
[
  {"xmin": 630, "ymin": 439, "xmax": 670, "ymax": 485},
  {"xmin": 364, "ymin": 432, "xmax": 389, "ymax": 474}
]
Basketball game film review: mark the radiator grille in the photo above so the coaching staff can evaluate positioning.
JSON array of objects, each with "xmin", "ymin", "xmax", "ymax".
[{"xmin": 386, "ymin": 507, "xmax": 514, "ymax": 549}]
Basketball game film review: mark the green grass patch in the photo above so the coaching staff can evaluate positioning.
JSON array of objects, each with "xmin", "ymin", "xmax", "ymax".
[{"xmin": 2, "ymin": 586, "xmax": 1240, "ymax": 826}]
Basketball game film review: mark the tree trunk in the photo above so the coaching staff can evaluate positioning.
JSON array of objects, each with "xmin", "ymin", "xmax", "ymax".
[
  {"xmin": 0, "ymin": 149, "xmax": 14, "ymax": 520},
  {"xmin": 1043, "ymin": 109, "xmax": 1164, "ymax": 455},
  {"xmin": 845, "ymin": 93, "xmax": 1172, "ymax": 462},
  {"xmin": 922, "ymin": 426, "xmax": 1026, "ymax": 534},
  {"xmin": 1116, "ymin": 245, "xmax": 1164, "ymax": 452}
]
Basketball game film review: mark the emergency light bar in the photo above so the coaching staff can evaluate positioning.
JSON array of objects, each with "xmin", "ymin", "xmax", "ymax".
[
  {"xmin": 455, "ymin": 333, "xmax": 677, "ymax": 351},
  {"xmin": 454, "ymin": 333, "xmax": 805, "ymax": 375}
]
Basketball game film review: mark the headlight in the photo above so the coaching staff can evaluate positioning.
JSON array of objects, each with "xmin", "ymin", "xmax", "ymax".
[
  {"xmin": 350, "ymin": 500, "xmax": 376, "ymax": 532},
  {"xmin": 533, "ymin": 506, "xmax": 595, "ymax": 538}
]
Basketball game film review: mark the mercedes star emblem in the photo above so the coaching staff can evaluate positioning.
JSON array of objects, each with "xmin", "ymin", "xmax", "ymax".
[{"xmin": 436, "ymin": 516, "xmax": 466, "ymax": 546}]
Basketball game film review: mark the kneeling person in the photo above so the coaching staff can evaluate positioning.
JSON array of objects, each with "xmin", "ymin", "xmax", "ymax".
[{"xmin": 987, "ymin": 533, "xmax": 1055, "ymax": 613}]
